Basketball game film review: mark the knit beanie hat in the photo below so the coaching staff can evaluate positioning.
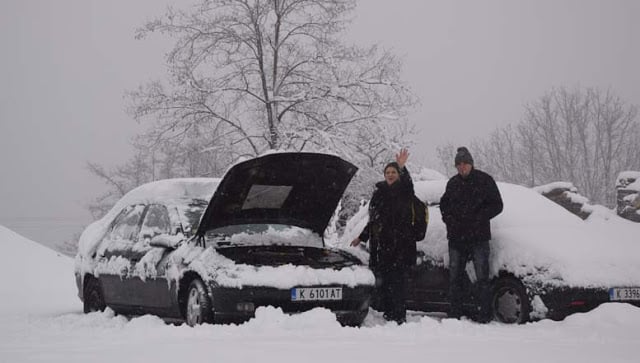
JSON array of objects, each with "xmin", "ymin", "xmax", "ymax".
[
  {"xmin": 454, "ymin": 147, "xmax": 474, "ymax": 166},
  {"xmin": 384, "ymin": 161, "xmax": 401, "ymax": 173}
]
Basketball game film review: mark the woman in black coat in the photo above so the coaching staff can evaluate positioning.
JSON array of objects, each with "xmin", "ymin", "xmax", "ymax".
[{"xmin": 351, "ymin": 149, "xmax": 415, "ymax": 324}]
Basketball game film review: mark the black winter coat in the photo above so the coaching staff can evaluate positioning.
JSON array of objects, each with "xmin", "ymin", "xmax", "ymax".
[
  {"xmin": 440, "ymin": 168, "xmax": 503, "ymax": 245},
  {"xmin": 359, "ymin": 168, "xmax": 416, "ymax": 271}
]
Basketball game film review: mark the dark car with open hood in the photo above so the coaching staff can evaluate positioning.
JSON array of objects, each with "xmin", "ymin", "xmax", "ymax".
[{"xmin": 74, "ymin": 153, "xmax": 374, "ymax": 326}]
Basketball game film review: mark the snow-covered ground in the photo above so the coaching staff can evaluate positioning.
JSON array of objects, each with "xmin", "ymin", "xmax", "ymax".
[{"xmin": 1, "ymin": 225, "xmax": 639, "ymax": 363}]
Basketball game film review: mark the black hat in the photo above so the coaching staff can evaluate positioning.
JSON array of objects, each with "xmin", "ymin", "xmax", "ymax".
[
  {"xmin": 454, "ymin": 147, "xmax": 474, "ymax": 166},
  {"xmin": 384, "ymin": 161, "xmax": 401, "ymax": 173}
]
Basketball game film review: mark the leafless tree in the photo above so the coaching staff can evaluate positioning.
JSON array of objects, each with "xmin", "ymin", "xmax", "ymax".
[
  {"xmin": 88, "ymin": 0, "xmax": 416, "ymax": 220},
  {"xmin": 86, "ymin": 151, "xmax": 152, "ymax": 219},
  {"xmin": 128, "ymin": 0, "xmax": 414, "ymax": 162},
  {"xmin": 440, "ymin": 86, "xmax": 640, "ymax": 207},
  {"xmin": 435, "ymin": 143, "xmax": 455, "ymax": 176}
]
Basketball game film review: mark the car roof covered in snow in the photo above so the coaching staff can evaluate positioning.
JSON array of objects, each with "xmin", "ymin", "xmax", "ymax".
[
  {"xmin": 417, "ymin": 180, "xmax": 640, "ymax": 288},
  {"xmin": 77, "ymin": 178, "xmax": 219, "ymax": 258}
]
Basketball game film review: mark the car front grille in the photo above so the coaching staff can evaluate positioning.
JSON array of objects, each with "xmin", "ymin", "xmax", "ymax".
[{"xmin": 211, "ymin": 285, "xmax": 372, "ymax": 314}]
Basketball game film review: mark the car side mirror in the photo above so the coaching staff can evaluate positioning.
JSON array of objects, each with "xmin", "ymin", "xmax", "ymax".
[{"xmin": 149, "ymin": 234, "xmax": 183, "ymax": 250}]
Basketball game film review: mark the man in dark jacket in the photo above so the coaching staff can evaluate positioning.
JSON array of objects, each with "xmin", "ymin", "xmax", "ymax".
[
  {"xmin": 351, "ymin": 148, "xmax": 416, "ymax": 324},
  {"xmin": 440, "ymin": 147, "xmax": 503, "ymax": 322}
]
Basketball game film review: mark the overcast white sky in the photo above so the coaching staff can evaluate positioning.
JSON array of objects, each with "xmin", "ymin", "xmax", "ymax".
[{"xmin": 1, "ymin": 0, "xmax": 639, "ymax": 245}]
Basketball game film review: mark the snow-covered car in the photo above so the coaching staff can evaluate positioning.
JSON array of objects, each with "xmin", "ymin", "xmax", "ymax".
[
  {"xmin": 75, "ymin": 153, "xmax": 375, "ymax": 326},
  {"xmin": 344, "ymin": 179, "xmax": 640, "ymax": 324}
]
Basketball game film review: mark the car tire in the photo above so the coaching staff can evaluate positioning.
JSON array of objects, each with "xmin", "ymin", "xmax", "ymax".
[
  {"xmin": 185, "ymin": 279, "xmax": 212, "ymax": 326},
  {"xmin": 491, "ymin": 276, "xmax": 530, "ymax": 324},
  {"xmin": 83, "ymin": 277, "xmax": 106, "ymax": 314},
  {"xmin": 337, "ymin": 309, "xmax": 368, "ymax": 327}
]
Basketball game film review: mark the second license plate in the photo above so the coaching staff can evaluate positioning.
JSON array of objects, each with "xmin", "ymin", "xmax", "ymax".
[{"xmin": 609, "ymin": 287, "xmax": 640, "ymax": 301}]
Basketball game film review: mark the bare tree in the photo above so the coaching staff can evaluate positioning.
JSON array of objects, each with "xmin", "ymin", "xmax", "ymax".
[
  {"xmin": 128, "ymin": 0, "xmax": 415, "ymax": 162},
  {"xmin": 86, "ymin": 124, "xmax": 239, "ymax": 220},
  {"xmin": 447, "ymin": 86, "xmax": 639, "ymax": 207},
  {"xmin": 435, "ymin": 143, "xmax": 455, "ymax": 176},
  {"xmin": 88, "ymin": 0, "xmax": 416, "ymax": 220},
  {"xmin": 86, "ymin": 151, "xmax": 153, "ymax": 219}
]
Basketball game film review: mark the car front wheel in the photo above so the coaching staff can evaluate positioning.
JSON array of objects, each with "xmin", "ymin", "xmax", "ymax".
[
  {"xmin": 185, "ymin": 279, "xmax": 212, "ymax": 326},
  {"xmin": 337, "ymin": 309, "xmax": 369, "ymax": 327},
  {"xmin": 492, "ymin": 276, "xmax": 531, "ymax": 324},
  {"xmin": 83, "ymin": 277, "xmax": 106, "ymax": 313}
]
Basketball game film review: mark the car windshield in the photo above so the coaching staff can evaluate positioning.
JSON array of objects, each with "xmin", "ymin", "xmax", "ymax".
[
  {"xmin": 172, "ymin": 199, "xmax": 209, "ymax": 236},
  {"xmin": 205, "ymin": 224, "xmax": 323, "ymax": 248}
]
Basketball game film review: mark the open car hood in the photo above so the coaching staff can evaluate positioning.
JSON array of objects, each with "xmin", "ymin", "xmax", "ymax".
[{"xmin": 196, "ymin": 152, "xmax": 357, "ymax": 236}]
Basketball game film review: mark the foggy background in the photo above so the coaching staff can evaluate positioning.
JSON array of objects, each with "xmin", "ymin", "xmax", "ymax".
[{"xmin": 1, "ymin": 0, "xmax": 639, "ymax": 246}]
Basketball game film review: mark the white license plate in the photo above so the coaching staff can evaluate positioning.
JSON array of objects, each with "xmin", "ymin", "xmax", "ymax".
[
  {"xmin": 291, "ymin": 287, "xmax": 342, "ymax": 301},
  {"xmin": 609, "ymin": 287, "xmax": 640, "ymax": 301}
]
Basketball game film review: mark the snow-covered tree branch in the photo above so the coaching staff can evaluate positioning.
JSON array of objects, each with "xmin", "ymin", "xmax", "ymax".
[{"xmin": 89, "ymin": 0, "xmax": 417, "ymax": 219}]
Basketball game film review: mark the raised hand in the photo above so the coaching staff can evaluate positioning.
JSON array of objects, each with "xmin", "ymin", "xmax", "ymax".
[{"xmin": 396, "ymin": 148, "xmax": 409, "ymax": 169}]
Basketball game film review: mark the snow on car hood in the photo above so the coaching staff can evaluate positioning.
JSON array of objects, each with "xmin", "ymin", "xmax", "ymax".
[
  {"xmin": 76, "ymin": 178, "xmax": 219, "ymax": 259},
  {"xmin": 205, "ymin": 224, "xmax": 324, "ymax": 248},
  {"xmin": 168, "ymin": 243, "xmax": 375, "ymax": 289},
  {"xmin": 77, "ymin": 238, "xmax": 375, "ymax": 289},
  {"xmin": 343, "ymin": 180, "xmax": 640, "ymax": 289}
]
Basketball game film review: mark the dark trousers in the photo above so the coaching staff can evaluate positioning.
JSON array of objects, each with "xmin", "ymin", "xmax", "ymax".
[
  {"xmin": 448, "ymin": 240, "xmax": 491, "ymax": 321},
  {"xmin": 376, "ymin": 266, "xmax": 408, "ymax": 323}
]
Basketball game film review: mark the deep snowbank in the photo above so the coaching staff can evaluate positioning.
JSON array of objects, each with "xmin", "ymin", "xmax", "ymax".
[
  {"xmin": 0, "ymin": 225, "xmax": 78, "ymax": 314},
  {"xmin": 3, "ymin": 303, "xmax": 640, "ymax": 363}
]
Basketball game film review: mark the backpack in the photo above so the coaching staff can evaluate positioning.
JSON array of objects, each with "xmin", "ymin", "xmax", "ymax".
[{"xmin": 411, "ymin": 195, "xmax": 429, "ymax": 241}]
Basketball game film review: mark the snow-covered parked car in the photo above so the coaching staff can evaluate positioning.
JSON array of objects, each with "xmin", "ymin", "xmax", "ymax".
[
  {"xmin": 343, "ymin": 178, "xmax": 640, "ymax": 324},
  {"xmin": 75, "ymin": 153, "xmax": 375, "ymax": 326}
]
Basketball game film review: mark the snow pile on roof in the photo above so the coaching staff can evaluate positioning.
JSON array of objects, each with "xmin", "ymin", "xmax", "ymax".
[
  {"xmin": 533, "ymin": 181, "xmax": 591, "ymax": 206},
  {"xmin": 627, "ymin": 181, "xmax": 640, "ymax": 192},
  {"xmin": 533, "ymin": 181, "xmax": 593, "ymax": 220},
  {"xmin": 457, "ymin": 182, "xmax": 640, "ymax": 287},
  {"xmin": 76, "ymin": 178, "xmax": 219, "ymax": 258},
  {"xmin": 533, "ymin": 181, "xmax": 577, "ymax": 195},
  {"xmin": 582, "ymin": 204, "xmax": 619, "ymax": 221},
  {"xmin": 617, "ymin": 171, "xmax": 640, "ymax": 191},
  {"xmin": 532, "ymin": 181, "xmax": 623, "ymax": 222}
]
